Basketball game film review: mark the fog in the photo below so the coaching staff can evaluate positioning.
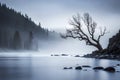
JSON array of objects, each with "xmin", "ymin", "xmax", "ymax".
[
  {"xmin": 36, "ymin": 28, "xmax": 118, "ymax": 56},
  {"xmin": 36, "ymin": 38, "xmax": 95, "ymax": 56},
  {"xmin": 0, "ymin": 37, "xmax": 95, "ymax": 56},
  {"xmin": 0, "ymin": 30, "xmax": 115, "ymax": 56}
]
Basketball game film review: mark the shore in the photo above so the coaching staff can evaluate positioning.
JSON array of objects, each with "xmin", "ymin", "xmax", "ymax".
[{"xmin": 83, "ymin": 53, "xmax": 120, "ymax": 61}]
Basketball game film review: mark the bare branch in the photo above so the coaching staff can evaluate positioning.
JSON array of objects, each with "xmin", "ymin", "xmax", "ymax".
[
  {"xmin": 62, "ymin": 13, "xmax": 107, "ymax": 51},
  {"xmin": 98, "ymin": 27, "xmax": 107, "ymax": 41}
]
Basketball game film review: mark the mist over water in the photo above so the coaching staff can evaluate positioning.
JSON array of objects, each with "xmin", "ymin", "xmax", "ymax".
[
  {"xmin": 36, "ymin": 38, "xmax": 95, "ymax": 56},
  {"xmin": 0, "ymin": 39, "xmax": 93, "ymax": 57}
]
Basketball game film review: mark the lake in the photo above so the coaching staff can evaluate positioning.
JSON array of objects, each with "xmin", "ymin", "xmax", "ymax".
[{"xmin": 0, "ymin": 53, "xmax": 120, "ymax": 80}]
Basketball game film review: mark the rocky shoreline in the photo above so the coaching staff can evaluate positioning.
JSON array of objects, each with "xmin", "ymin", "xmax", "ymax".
[
  {"xmin": 82, "ymin": 30, "xmax": 120, "ymax": 60},
  {"xmin": 83, "ymin": 53, "xmax": 120, "ymax": 60}
]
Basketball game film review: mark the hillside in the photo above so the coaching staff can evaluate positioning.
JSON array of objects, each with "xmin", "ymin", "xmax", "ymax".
[
  {"xmin": 83, "ymin": 30, "xmax": 120, "ymax": 59},
  {"xmin": 107, "ymin": 30, "xmax": 120, "ymax": 55},
  {"xmin": 0, "ymin": 3, "xmax": 55, "ymax": 50}
]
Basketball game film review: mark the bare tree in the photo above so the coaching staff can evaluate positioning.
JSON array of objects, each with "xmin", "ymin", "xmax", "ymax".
[{"xmin": 61, "ymin": 13, "xmax": 107, "ymax": 52}]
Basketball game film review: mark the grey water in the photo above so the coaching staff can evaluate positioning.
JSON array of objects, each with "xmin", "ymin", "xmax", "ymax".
[{"xmin": 0, "ymin": 54, "xmax": 120, "ymax": 80}]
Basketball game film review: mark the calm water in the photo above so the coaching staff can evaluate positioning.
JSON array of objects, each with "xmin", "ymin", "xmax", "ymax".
[{"xmin": 0, "ymin": 55, "xmax": 120, "ymax": 80}]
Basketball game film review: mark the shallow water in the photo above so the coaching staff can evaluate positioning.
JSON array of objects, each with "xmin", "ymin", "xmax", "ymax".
[{"xmin": 0, "ymin": 55, "xmax": 120, "ymax": 80}]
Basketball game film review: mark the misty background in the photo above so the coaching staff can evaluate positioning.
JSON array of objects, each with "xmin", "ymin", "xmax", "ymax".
[{"xmin": 0, "ymin": 0, "xmax": 120, "ymax": 55}]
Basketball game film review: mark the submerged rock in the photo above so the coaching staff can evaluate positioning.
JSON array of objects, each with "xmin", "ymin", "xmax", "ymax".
[
  {"xmin": 69, "ymin": 67, "xmax": 73, "ymax": 69},
  {"xmin": 75, "ymin": 55, "xmax": 80, "ymax": 57},
  {"xmin": 51, "ymin": 54, "xmax": 53, "ymax": 56},
  {"xmin": 75, "ymin": 66, "xmax": 82, "ymax": 70},
  {"xmin": 104, "ymin": 67, "xmax": 115, "ymax": 72},
  {"xmin": 63, "ymin": 67, "xmax": 72, "ymax": 69},
  {"xmin": 54, "ymin": 54, "xmax": 59, "ymax": 56},
  {"xmin": 82, "ymin": 65, "xmax": 91, "ymax": 68},
  {"xmin": 63, "ymin": 67, "xmax": 68, "ymax": 69},
  {"xmin": 83, "ymin": 69, "xmax": 87, "ymax": 71},
  {"xmin": 93, "ymin": 67, "xmax": 104, "ymax": 70},
  {"xmin": 61, "ymin": 54, "xmax": 68, "ymax": 56},
  {"xmin": 116, "ymin": 64, "xmax": 120, "ymax": 66}
]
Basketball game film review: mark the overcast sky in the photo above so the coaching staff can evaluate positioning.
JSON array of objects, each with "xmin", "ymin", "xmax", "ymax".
[
  {"xmin": 0, "ymin": 0, "xmax": 120, "ymax": 54},
  {"xmin": 0, "ymin": 0, "xmax": 120, "ymax": 31}
]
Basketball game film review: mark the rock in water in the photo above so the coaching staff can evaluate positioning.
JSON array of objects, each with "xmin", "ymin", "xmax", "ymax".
[
  {"xmin": 63, "ymin": 67, "xmax": 73, "ymax": 69},
  {"xmin": 75, "ymin": 66, "xmax": 82, "ymax": 70},
  {"xmin": 116, "ymin": 64, "xmax": 120, "ymax": 66},
  {"xmin": 61, "ymin": 54, "xmax": 68, "ymax": 56},
  {"xmin": 75, "ymin": 55, "xmax": 80, "ymax": 57},
  {"xmin": 63, "ymin": 67, "xmax": 68, "ymax": 69},
  {"xmin": 104, "ymin": 67, "xmax": 116, "ymax": 72},
  {"xmin": 82, "ymin": 65, "xmax": 91, "ymax": 68},
  {"xmin": 69, "ymin": 67, "xmax": 73, "ymax": 69},
  {"xmin": 93, "ymin": 67, "xmax": 104, "ymax": 70}
]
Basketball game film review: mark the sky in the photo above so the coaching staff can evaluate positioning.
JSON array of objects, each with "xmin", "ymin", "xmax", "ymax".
[
  {"xmin": 0, "ymin": 0, "xmax": 120, "ymax": 54},
  {"xmin": 0, "ymin": 0, "xmax": 120, "ymax": 31}
]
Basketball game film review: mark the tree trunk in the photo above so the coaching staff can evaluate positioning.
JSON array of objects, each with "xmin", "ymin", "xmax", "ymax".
[{"xmin": 96, "ymin": 42, "xmax": 103, "ymax": 52}]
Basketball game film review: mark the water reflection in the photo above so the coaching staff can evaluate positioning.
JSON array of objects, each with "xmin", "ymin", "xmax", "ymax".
[
  {"xmin": 0, "ymin": 57, "xmax": 32, "ymax": 80},
  {"xmin": 0, "ymin": 57, "xmax": 119, "ymax": 80}
]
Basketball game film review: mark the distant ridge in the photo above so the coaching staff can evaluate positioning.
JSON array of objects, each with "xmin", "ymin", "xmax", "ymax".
[{"xmin": 0, "ymin": 3, "xmax": 53, "ymax": 50}]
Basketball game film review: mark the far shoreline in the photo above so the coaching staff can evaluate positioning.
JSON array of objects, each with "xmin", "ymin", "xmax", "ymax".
[{"xmin": 82, "ymin": 54, "xmax": 120, "ymax": 61}]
